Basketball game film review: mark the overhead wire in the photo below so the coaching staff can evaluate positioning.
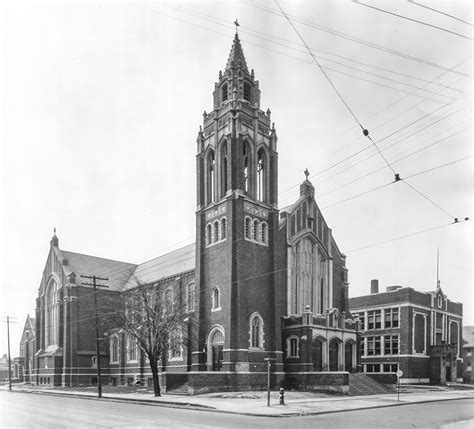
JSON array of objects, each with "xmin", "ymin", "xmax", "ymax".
[
  {"xmin": 408, "ymin": 0, "xmax": 473, "ymax": 27},
  {"xmin": 353, "ymin": 0, "xmax": 473, "ymax": 40},
  {"xmin": 275, "ymin": 0, "xmax": 465, "ymax": 221},
  {"xmin": 246, "ymin": 1, "xmax": 470, "ymax": 77}
]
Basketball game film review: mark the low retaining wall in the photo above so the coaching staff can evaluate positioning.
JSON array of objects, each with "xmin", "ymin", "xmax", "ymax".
[
  {"xmin": 366, "ymin": 373, "xmax": 397, "ymax": 385},
  {"xmin": 283, "ymin": 371, "xmax": 349, "ymax": 394},
  {"xmin": 188, "ymin": 372, "xmax": 285, "ymax": 395}
]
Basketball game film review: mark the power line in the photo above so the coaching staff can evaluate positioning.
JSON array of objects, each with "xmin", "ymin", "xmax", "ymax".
[
  {"xmin": 353, "ymin": 0, "xmax": 473, "ymax": 40},
  {"xmin": 171, "ymin": 5, "xmax": 460, "ymax": 99},
  {"xmin": 346, "ymin": 218, "xmax": 470, "ymax": 253},
  {"xmin": 246, "ymin": 1, "xmax": 470, "ymax": 77},
  {"xmin": 408, "ymin": 0, "xmax": 473, "ymax": 27}
]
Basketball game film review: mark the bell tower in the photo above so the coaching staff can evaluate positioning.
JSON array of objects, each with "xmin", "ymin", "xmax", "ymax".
[{"xmin": 193, "ymin": 32, "xmax": 282, "ymax": 380}]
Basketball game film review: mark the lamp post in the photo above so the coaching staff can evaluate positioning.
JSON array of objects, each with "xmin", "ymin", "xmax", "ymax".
[{"xmin": 353, "ymin": 314, "xmax": 362, "ymax": 373}]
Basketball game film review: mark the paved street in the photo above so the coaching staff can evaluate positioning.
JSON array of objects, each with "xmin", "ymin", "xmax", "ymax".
[{"xmin": 1, "ymin": 391, "xmax": 474, "ymax": 428}]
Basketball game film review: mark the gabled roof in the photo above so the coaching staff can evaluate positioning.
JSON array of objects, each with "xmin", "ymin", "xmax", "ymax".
[
  {"xmin": 61, "ymin": 250, "xmax": 137, "ymax": 291},
  {"xmin": 129, "ymin": 243, "xmax": 195, "ymax": 287},
  {"xmin": 225, "ymin": 33, "xmax": 248, "ymax": 73}
]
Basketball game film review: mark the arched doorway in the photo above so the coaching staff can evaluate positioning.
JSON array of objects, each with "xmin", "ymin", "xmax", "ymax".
[
  {"xmin": 345, "ymin": 342, "xmax": 354, "ymax": 372},
  {"xmin": 209, "ymin": 329, "xmax": 224, "ymax": 371},
  {"xmin": 329, "ymin": 339, "xmax": 340, "ymax": 371},
  {"xmin": 312, "ymin": 338, "xmax": 323, "ymax": 371}
]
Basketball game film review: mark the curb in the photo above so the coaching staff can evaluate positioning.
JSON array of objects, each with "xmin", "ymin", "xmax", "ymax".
[{"xmin": 6, "ymin": 388, "xmax": 474, "ymax": 418}]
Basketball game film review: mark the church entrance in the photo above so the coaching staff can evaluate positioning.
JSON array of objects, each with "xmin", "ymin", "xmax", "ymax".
[
  {"xmin": 210, "ymin": 329, "xmax": 224, "ymax": 371},
  {"xmin": 329, "ymin": 339, "xmax": 339, "ymax": 371},
  {"xmin": 345, "ymin": 342, "xmax": 353, "ymax": 372},
  {"xmin": 312, "ymin": 339, "xmax": 323, "ymax": 371}
]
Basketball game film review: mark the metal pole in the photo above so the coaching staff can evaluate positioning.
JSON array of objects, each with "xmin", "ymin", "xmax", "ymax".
[
  {"xmin": 7, "ymin": 316, "xmax": 12, "ymax": 391},
  {"xmin": 93, "ymin": 276, "xmax": 103, "ymax": 399},
  {"xmin": 397, "ymin": 376, "xmax": 400, "ymax": 401},
  {"xmin": 267, "ymin": 359, "xmax": 271, "ymax": 407}
]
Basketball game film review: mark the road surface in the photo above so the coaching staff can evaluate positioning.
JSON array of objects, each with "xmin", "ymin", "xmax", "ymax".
[{"xmin": 1, "ymin": 391, "xmax": 473, "ymax": 428}]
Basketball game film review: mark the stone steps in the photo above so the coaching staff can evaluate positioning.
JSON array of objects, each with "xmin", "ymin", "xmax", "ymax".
[
  {"xmin": 348, "ymin": 373, "xmax": 396, "ymax": 396},
  {"xmin": 166, "ymin": 382, "xmax": 189, "ymax": 395}
]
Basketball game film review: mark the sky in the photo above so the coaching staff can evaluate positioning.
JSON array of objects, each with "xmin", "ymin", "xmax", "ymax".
[{"xmin": 1, "ymin": 0, "xmax": 472, "ymax": 356}]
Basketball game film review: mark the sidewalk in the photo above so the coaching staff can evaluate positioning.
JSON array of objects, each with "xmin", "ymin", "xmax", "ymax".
[{"xmin": 5, "ymin": 385, "xmax": 474, "ymax": 417}]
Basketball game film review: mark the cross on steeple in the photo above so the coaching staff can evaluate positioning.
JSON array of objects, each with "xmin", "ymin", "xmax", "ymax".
[
  {"xmin": 234, "ymin": 19, "xmax": 240, "ymax": 33},
  {"xmin": 304, "ymin": 169, "xmax": 310, "ymax": 180}
]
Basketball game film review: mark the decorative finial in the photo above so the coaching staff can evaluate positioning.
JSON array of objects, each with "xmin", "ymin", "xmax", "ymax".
[
  {"xmin": 304, "ymin": 169, "xmax": 310, "ymax": 180},
  {"xmin": 234, "ymin": 19, "xmax": 240, "ymax": 33},
  {"xmin": 53, "ymin": 226, "xmax": 57, "ymax": 235}
]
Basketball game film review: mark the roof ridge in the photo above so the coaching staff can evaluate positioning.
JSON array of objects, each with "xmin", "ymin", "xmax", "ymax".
[{"xmin": 61, "ymin": 249, "xmax": 136, "ymax": 266}]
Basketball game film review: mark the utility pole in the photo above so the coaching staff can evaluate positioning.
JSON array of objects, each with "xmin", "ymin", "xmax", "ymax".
[
  {"xmin": 81, "ymin": 275, "xmax": 108, "ymax": 398},
  {"xmin": 3, "ymin": 316, "xmax": 17, "ymax": 391}
]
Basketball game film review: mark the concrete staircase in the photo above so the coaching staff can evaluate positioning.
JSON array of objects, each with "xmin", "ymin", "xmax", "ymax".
[
  {"xmin": 348, "ymin": 373, "xmax": 396, "ymax": 396},
  {"xmin": 166, "ymin": 382, "xmax": 189, "ymax": 395}
]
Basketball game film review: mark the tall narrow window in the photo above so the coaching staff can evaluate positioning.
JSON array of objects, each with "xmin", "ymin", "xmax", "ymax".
[
  {"xmin": 250, "ymin": 313, "xmax": 263, "ymax": 348},
  {"xmin": 243, "ymin": 82, "xmax": 251, "ymax": 102},
  {"xmin": 164, "ymin": 288, "xmax": 173, "ymax": 314},
  {"xmin": 110, "ymin": 335, "xmax": 119, "ymax": 363},
  {"xmin": 212, "ymin": 288, "xmax": 221, "ymax": 310},
  {"xmin": 45, "ymin": 279, "xmax": 59, "ymax": 346},
  {"xmin": 222, "ymin": 83, "xmax": 228, "ymax": 102},
  {"xmin": 186, "ymin": 282, "xmax": 195, "ymax": 312},
  {"xmin": 206, "ymin": 224, "xmax": 212, "ymax": 246},
  {"xmin": 253, "ymin": 220, "xmax": 259, "ymax": 241},
  {"xmin": 220, "ymin": 217, "xmax": 227, "ymax": 240},
  {"xmin": 257, "ymin": 148, "xmax": 266, "ymax": 201},
  {"xmin": 245, "ymin": 217, "xmax": 252, "ymax": 239},
  {"xmin": 243, "ymin": 143, "xmax": 249, "ymax": 193},
  {"xmin": 261, "ymin": 222, "xmax": 268, "ymax": 244},
  {"xmin": 221, "ymin": 143, "xmax": 228, "ymax": 197},
  {"xmin": 207, "ymin": 150, "xmax": 215, "ymax": 204},
  {"xmin": 213, "ymin": 220, "xmax": 219, "ymax": 243}
]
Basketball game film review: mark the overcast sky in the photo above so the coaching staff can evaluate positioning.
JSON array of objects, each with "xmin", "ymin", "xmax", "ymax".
[{"xmin": 1, "ymin": 0, "xmax": 472, "ymax": 356}]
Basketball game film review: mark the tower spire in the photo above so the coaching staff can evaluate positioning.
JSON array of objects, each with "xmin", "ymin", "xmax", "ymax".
[{"xmin": 225, "ymin": 31, "xmax": 248, "ymax": 73}]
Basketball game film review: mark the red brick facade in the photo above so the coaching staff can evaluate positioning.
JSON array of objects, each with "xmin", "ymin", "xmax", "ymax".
[
  {"xmin": 31, "ymin": 34, "xmax": 355, "ymax": 393},
  {"xmin": 349, "ymin": 282, "xmax": 463, "ymax": 384}
]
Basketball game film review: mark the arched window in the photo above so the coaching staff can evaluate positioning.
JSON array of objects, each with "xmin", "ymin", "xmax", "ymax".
[
  {"xmin": 213, "ymin": 220, "xmax": 220, "ymax": 243},
  {"xmin": 127, "ymin": 335, "xmax": 137, "ymax": 362},
  {"xmin": 252, "ymin": 220, "xmax": 259, "ymax": 241},
  {"xmin": 220, "ymin": 217, "xmax": 227, "ymax": 240},
  {"xmin": 185, "ymin": 282, "xmax": 195, "ymax": 312},
  {"xmin": 250, "ymin": 313, "xmax": 264, "ymax": 349},
  {"xmin": 212, "ymin": 287, "xmax": 221, "ymax": 310},
  {"xmin": 245, "ymin": 217, "xmax": 252, "ymax": 239},
  {"xmin": 169, "ymin": 330, "xmax": 183, "ymax": 360},
  {"xmin": 222, "ymin": 83, "xmax": 228, "ymax": 102},
  {"xmin": 243, "ymin": 142, "xmax": 250, "ymax": 193},
  {"xmin": 206, "ymin": 224, "xmax": 212, "ymax": 246},
  {"xmin": 207, "ymin": 150, "xmax": 215, "ymax": 204},
  {"xmin": 221, "ymin": 143, "xmax": 228, "ymax": 197},
  {"xmin": 45, "ymin": 279, "xmax": 59, "ymax": 346},
  {"xmin": 164, "ymin": 288, "xmax": 173, "ymax": 314},
  {"xmin": 257, "ymin": 148, "xmax": 266, "ymax": 202},
  {"xmin": 261, "ymin": 222, "xmax": 268, "ymax": 244},
  {"xmin": 243, "ymin": 81, "xmax": 251, "ymax": 102},
  {"xmin": 110, "ymin": 335, "xmax": 119, "ymax": 363},
  {"xmin": 287, "ymin": 336, "xmax": 299, "ymax": 358}
]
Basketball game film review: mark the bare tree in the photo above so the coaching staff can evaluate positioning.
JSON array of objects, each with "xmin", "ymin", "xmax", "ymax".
[{"xmin": 102, "ymin": 277, "xmax": 187, "ymax": 397}]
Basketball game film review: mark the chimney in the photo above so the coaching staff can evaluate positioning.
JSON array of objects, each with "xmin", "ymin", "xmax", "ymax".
[{"xmin": 370, "ymin": 279, "xmax": 379, "ymax": 294}]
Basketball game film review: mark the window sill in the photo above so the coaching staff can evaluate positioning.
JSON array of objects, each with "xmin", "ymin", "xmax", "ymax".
[{"xmin": 212, "ymin": 307, "xmax": 222, "ymax": 312}]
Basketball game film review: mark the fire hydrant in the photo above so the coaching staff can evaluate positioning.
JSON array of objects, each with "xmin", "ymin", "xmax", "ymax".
[{"xmin": 279, "ymin": 387, "xmax": 285, "ymax": 405}]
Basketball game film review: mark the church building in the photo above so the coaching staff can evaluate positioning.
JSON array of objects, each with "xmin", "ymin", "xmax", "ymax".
[{"xmin": 31, "ymin": 33, "xmax": 358, "ymax": 394}]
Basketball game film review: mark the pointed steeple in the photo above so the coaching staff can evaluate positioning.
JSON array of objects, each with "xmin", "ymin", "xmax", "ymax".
[{"xmin": 225, "ymin": 32, "xmax": 248, "ymax": 74}]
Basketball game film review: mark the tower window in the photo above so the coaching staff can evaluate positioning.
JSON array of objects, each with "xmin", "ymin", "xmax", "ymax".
[
  {"xmin": 261, "ymin": 222, "xmax": 268, "ymax": 244},
  {"xmin": 257, "ymin": 148, "xmax": 266, "ymax": 202},
  {"xmin": 207, "ymin": 150, "xmax": 216, "ymax": 205},
  {"xmin": 221, "ymin": 143, "xmax": 228, "ymax": 197},
  {"xmin": 287, "ymin": 337, "xmax": 299, "ymax": 358},
  {"xmin": 243, "ymin": 143, "xmax": 250, "ymax": 193},
  {"xmin": 222, "ymin": 83, "xmax": 228, "ymax": 102},
  {"xmin": 212, "ymin": 287, "xmax": 221, "ymax": 311},
  {"xmin": 252, "ymin": 220, "xmax": 259, "ymax": 241},
  {"xmin": 243, "ymin": 82, "xmax": 251, "ymax": 102},
  {"xmin": 221, "ymin": 217, "xmax": 227, "ymax": 239},
  {"xmin": 206, "ymin": 224, "xmax": 212, "ymax": 246},
  {"xmin": 213, "ymin": 221, "xmax": 220, "ymax": 243},
  {"xmin": 245, "ymin": 217, "xmax": 252, "ymax": 239},
  {"xmin": 250, "ymin": 313, "xmax": 264, "ymax": 349}
]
